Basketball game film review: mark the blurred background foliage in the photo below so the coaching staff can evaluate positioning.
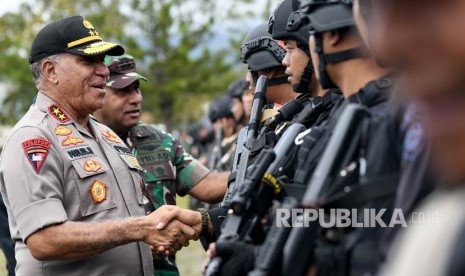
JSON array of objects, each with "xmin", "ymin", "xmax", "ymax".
[{"xmin": 0, "ymin": 0, "xmax": 280, "ymax": 129}]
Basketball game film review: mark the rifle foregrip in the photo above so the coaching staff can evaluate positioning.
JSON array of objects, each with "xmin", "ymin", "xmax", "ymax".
[{"xmin": 230, "ymin": 148, "xmax": 276, "ymax": 213}]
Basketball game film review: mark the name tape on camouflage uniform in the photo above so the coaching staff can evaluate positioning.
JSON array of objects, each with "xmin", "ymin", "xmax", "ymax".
[{"xmin": 22, "ymin": 138, "xmax": 51, "ymax": 174}]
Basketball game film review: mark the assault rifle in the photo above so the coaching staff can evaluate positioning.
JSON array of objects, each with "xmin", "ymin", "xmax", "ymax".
[
  {"xmin": 222, "ymin": 75, "xmax": 268, "ymax": 206},
  {"xmin": 280, "ymin": 103, "xmax": 370, "ymax": 276},
  {"xmin": 205, "ymin": 123, "xmax": 306, "ymax": 276}
]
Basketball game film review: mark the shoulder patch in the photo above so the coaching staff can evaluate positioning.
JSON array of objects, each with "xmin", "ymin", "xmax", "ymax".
[
  {"xmin": 22, "ymin": 138, "xmax": 51, "ymax": 174},
  {"xmin": 48, "ymin": 104, "xmax": 71, "ymax": 123}
]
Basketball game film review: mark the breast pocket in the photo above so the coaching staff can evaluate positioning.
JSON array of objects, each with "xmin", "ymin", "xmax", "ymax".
[
  {"xmin": 71, "ymin": 158, "xmax": 117, "ymax": 217},
  {"xmin": 141, "ymin": 159, "xmax": 176, "ymax": 182},
  {"xmin": 139, "ymin": 160, "xmax": 178, "ymax": 207}
]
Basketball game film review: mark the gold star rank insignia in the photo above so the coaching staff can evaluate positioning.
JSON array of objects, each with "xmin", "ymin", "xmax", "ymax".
[
  {"xmin": 90, "ymin": 180, "xmax": 107, "ymax": 203},
  {"xmin": 48, "ymin": 104, "xmax": 70, "ymax": 123}
]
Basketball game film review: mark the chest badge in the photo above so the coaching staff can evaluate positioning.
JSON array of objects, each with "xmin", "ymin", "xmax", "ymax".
[
  {"xmin": 62, "ymin": 136, "xmax": 84, "ymax": 146},
  {"xmin": 127, "ymin": 156, "xmax": 143, "ymax": 170},
  {"xmin": 101, "ymin": 130, "xmax": 121, "ymax": 143},
  {"xmin": 90, "ymin": 180, "xmax": 107, "ymax": 203},
  {"xmin": 84, "ymin": 160, "xmax": 102, "ymax": 173},
  {"xmin": 48, "ymin": 104, "xmax": 71, "ymax": 123},
  {"xmin": 22, "ymin": 138, "xmax": 51, "ymax": 174},
  {"xmin": 55, "ymin": 125, "xmax": 73, "ymax": 136}
]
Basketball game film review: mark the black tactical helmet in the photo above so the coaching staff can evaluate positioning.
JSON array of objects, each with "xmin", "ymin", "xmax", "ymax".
[
  {"xmin": 208, "ymin": 95, "xmax": 234, "ymax": 123},
  {"xmin": 300, "ymin": 0, "xmax": 363, "ymax": 89},
  {"xmin": 241, "ymin": 22, "xmax": 289, "ymax": 87},
  {"xmin": 269, "ymin": 0, "xmax": 314, "ymax": 94},
  {"xmin": 269, "ymin": 0, "xmax": 309, "ymax": 51},
  {"xmin": 241, "ymin": 22, "xmax": 287, "ymax": 72},
  {"xmin": 300, "ymin": 0, "xmax": 355, "ymax": 33},
  {"xmin": 228, "ymin": 78, "xmax": 248, "ymax": 100}
]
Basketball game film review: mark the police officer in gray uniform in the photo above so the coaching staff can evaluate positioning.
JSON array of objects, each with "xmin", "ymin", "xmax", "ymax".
[{"xmin": 0, "ymin": 16, "xmax": 202, "ymax": 276}]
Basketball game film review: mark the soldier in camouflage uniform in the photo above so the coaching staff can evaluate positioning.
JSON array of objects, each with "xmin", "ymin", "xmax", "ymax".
[{"xmin": 93, "ymin": 54, "xmax": 229, "ymax": 276}]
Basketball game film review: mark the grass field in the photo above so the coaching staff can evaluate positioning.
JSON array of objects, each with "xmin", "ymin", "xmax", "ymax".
[
  {"xmin": 0, "ymin": 195, "xmax": 206, "ymax": 276},
  {"xmin": 0, "ymin": 250, "xmax": 6, "ymax": 276}
]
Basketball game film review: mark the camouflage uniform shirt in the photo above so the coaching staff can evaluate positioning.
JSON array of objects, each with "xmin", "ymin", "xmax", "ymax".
[{"xmin": 126, "ymin": 122, "xmax": 210, "ymax": 276}]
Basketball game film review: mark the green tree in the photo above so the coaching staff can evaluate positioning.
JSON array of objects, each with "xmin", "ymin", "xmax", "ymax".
[{"xmin": 0, "ymin": 0, "xmax": 275, "ymax": 129}]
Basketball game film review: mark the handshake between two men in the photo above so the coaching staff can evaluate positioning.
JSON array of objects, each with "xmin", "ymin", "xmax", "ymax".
[{"xmin": 145, "ymin": 205, "xmax": 210, "ymax": 256}]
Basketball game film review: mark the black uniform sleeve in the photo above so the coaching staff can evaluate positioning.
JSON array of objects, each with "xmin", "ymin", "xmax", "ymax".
[{"xmin": 199, "ymin": 206, "xmax": 229, "ymax": 250}]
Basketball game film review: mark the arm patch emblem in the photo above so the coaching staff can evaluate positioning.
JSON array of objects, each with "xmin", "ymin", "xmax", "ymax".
[{"xmin": 22, "ymin": 138, "xmax": 51, "ymax": 174}]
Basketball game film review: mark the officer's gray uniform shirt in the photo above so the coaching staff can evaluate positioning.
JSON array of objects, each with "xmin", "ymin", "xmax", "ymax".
[{"xmin": 0, "ymin": 93, "xmax": 153, "ymax": 275}]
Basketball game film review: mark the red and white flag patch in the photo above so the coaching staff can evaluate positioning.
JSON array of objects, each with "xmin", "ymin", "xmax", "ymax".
[{"xmin": 22, "ymin": 138, "xmax": 51, "ymax": 174}]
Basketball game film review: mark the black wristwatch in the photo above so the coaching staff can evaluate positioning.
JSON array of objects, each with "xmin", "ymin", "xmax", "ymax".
[{"xmin": 196, "ymin": 208, "xmax": 209, "ymax": 235}]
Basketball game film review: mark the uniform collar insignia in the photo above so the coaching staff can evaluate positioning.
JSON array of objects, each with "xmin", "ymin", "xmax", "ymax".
[{"xmin": 48, "ymin": 104, "xmax": 71, "ymax": 123}]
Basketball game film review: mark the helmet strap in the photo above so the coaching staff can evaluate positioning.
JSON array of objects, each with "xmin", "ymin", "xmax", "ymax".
[
  {"xmin": 314, "ymin": 32, "xmax": 364, "ymax": 89},
  {"xmin": 268, "ymin": 76, "xmax": 289, "ymax": 86},
  {"xmin": 294, "ymin": 62, "xmax": 314, "ymax": 93}
]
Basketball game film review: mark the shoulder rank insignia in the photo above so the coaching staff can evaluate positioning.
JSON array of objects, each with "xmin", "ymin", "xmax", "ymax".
[
  {"xmin": 22, "ymin": 138, "xmax": 51, "ymax": 174},
  {"xmin": 48, "ymin": 104, "xmax": 70, "ymax": 123},
  {"xmin": 101, "ymin": 130, "xmax": 121, "ymax": 143},
  {"xmin": 84, "ymin": 160, "xmax": 102, "ymax": 173},
  {"xmin": 55, "ymin": 125, "xmax": 73, "ymax": 136},
  {"xmin": 90, "ymin": 180, "xmax": 107, "ymax": 203},
  {"xmin": 62, "ymin": 136, "xmax": 84, "ymax": 147}
]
